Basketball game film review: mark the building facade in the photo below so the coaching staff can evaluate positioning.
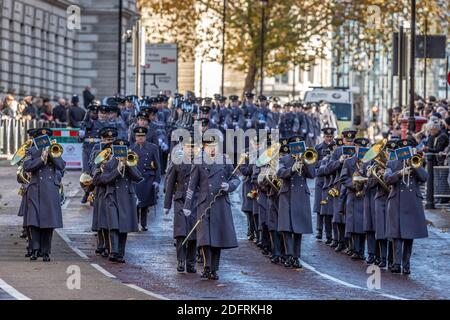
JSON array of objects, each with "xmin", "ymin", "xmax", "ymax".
[{"xmin": 0, "ymin": 0, "xmax": 137, "ymax": 103}]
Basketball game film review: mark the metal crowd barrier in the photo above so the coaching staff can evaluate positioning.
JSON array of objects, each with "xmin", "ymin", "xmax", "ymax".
[
  {"xmin": 433, "ymin": 166, "xmax": 450, "ymax": 198},
  {"xmin": 0, "ymin": 118, "xmax": 68, "ymax": 157}
]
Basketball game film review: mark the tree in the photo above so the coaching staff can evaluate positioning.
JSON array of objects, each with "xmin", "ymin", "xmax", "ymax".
[{"xmin": 138, "ymin": 0, "xmax": 332, "ymax": 94}]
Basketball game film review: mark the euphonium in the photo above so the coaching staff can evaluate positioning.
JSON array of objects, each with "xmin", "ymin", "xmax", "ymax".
[
  {"xmin": 10, "ymin": 139, "xmax": 34, "ymax": 166},
  {"xmin": 94, "ymin": 148, "xmax": 112, "ymax": 165}
]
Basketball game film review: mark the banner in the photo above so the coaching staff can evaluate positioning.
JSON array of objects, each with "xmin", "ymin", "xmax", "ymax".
[{"xmin": 51, "ymin": 128, "xmax": 82, "ymax": 169}]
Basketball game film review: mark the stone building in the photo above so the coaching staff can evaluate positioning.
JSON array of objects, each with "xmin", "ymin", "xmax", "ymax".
[{"xmin": 0, "ymin": 0, "xmax": 137, "ymax": 103}]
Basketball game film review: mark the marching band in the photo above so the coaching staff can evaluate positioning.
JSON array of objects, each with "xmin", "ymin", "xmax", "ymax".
[{"xmin": 9, "ymin": 92, "xmax": 429, "ymax": 279}]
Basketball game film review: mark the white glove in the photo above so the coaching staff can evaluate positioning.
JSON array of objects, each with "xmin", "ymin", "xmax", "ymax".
[
  {"xmin": 339, "ymin": 155, "xmax": 347, "ymax": 163},
  {"xmin": 164, "ymin": 208, "xmax": 170, "ymax": 215},
  {"xmin": 291, "ymin": 162, "xmax": 301, "ymax": 172},
  {"xmin": 221, "ymin": 182, "xmax": 230, "ymax": 192},
  {"xmin": 117, "ymin": 160, "xmax": 125, "ymax": 173},
  {"xmin": 183, "ymin": 209, "xmax": 191, "ymax": 217},
  {"xmin": 399, "ymin": 167, "xmax": 411, "ymax": 176},
  {"xmin": 153, "ymin": 182, "xmax": 160, "ymax": 189},
  {"xmin": 78, "ymin": 130, "xmax": 86, "ymax": 138},
  {"xmin": 308, "ymin": 133, "xmax": 314, "ymax": 138}
]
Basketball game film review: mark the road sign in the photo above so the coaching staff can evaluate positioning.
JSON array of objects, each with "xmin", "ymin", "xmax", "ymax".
[{"xmin": 126, "ymin": 43, "xmax": 178, "ymax": 96}]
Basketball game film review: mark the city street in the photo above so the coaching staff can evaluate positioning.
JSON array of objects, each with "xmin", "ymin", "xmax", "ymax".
[{"xmin": 1, "ymin": 162, "xmax": 449, "ymax": 300}]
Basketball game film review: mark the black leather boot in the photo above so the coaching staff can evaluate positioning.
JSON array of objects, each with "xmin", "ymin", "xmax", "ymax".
[{"xmin": 177, "ymin": 260, "xmax": 185, "ymax": 272}]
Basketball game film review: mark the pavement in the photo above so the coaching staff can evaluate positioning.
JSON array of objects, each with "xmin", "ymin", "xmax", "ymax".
[{"xmin": 1, "ymin": 160, "xmax": 450, "ymax": 300}]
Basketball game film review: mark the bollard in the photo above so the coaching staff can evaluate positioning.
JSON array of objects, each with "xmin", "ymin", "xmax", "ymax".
[{"xmin": 425, "ymin": 154, "xmax": 435, "ymax": 209}]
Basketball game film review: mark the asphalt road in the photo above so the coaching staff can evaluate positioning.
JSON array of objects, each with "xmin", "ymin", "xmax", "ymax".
[{"xmin": 1, "ymin": 165, "xmax": 450, "ymax": 300}]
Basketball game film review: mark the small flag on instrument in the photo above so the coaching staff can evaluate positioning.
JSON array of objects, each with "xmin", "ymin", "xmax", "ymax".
[
  {"xmin": 395, "ymin": 146, "xmax": 412, "ymax": 161},
  {"xmin": 289, "ymin": 141, "xmax": 306, "ymax": 155},
  {"xmin": 357, "ymin": 147, "xmax": 369, "ymax": 159},
  {"xmin": 112, "ymin": 145, "xmax": 128, "ymax": 159},
  {"xmin": 342, "ymin": 146, "xmax": 356, "ymax": 156},
  {"xmin": 33, "ymin": 135, "xmax": 51, "ymax": 150}
]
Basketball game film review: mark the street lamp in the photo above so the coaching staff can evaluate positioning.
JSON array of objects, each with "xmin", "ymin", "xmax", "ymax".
[
  {"xmin": 260, "ymin": 0, "xmax": 268, "ymax": 95},
  {"xmin": 221, "ymin": 0, "xmax": 227, "ymax": 96},
  {"xmin": 408, "ymin": 0, "xmax": 416, "ymax": 133}
]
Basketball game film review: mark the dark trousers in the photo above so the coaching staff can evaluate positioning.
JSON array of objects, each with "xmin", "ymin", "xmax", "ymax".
[
  {"xmin": 201, "ymin": 246, "xmax": 221, "ymax": 272},
  {"xmin": 351, "ymin": 233, "xmax": 365, "ymax": 255},
  {"xmin": 332, "ymin": 222, "xmax": 338, "ymax": 241},
  {"xmin": 316, "ymin": 212, "xmax": 324, "ymax": 233},
  {"xmin": 97, "ymin": 229, "xmax": 110, "ymax": 252},
  {"xmin": 322, "ymin": 215, "xmax": 332, "ymax": 240},
  {"xmin": 253, "ymin": 214, "xmax": 259, "ymax": 241},
  {"xmin": 109, "ymin": 229, "xmax": 127, "ymax": 257},
  {"xmin": 393, "ymin": 238, "xmax": 413, "ymax": 268},
  {"xmin": 334, "ymin": 222, "xmax": 345, "ymax": 243},
  {"xmin": 366, "ymin": 231, "xmax": 376, "ymax": 256},
  {"xmin": 282, "ymin": 232, "xmax": 303, "ymax": 258},
  {"xmin": 25, "ymin": 227, "xmax": 32, "ymax": 253},
  {"xmin": 269, "ymin": 231, "xmax": 282, "ymax": 257},
  {"xmin": 261, "ymin": 223, "xmax": 270, "ymax": 248},
  {"xmin": 377, "ymin": 239, "xmax": 393, "ymax": 263},
  {"xmin": 137, "ymin": 206, "xmax": 149, "ymax": 228},
  {"xmin": 30, "ymin": 227, "xmax": 54, "ymax": 255},
  {"xmin": 175, "ymin": 237, "xmax": 197, "ymax": 266},
  {"xmin": 245, "ymin": 211, "xmax": 256, "ymax": 236}
]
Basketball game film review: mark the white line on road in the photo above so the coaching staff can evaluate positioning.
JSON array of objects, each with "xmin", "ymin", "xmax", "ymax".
[
  {"xmin": 124, "ymin": 284, "xmax": 170, "ymax": 300},
  {"xmin": 90, "ymin": 264, "xmax": 116, "ymax": 278},
  {"xmin": 0, "ymin": 279, "xmax": 31, "ymax": 300},
  {"xmin": 62, "ymin": 199, "xmax": 70, "ymax": 209},
  {"xmin": 300, "ymin": 261, "xmax": 407, "ymax": 300},
  {"xmin": 57, "ymin": 226, "xmax": 170, "ymax": 300},
  {"xmin": 55, "ymin": 229, "xmax": 89, "ymax": 260}
]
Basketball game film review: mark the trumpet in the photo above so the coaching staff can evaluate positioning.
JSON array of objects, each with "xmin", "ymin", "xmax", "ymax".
[
  {"xmin": 328, "ymin": 187, "xmax": 340, "ymax": 198},
  {"xmin": 409, "ymin": 154, "xmax": 424, "ymax": 169},
  {"xmin": 43, "ymin": 141, "xmax": 63, "ymax": 164},
  {"xmin": 118, "ymin": 151, "xmax": 139, "ymax": 177},
  {"xmin": 303, "ymin": 148, "xmax": 318, "ymax": 165}
]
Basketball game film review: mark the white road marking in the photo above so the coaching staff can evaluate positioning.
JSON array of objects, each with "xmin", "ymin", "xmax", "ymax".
[
  {"xmin": 57, "ymin": 222, "xmax": 170, "ymax": 300},
  {"xmin": 0, "ymin": 279, "xmax": 31, "ymax": 300},
  {"xmin": 62, "ymin": 199, "xmax": 70, "ymax": 209},
  {"xmin": 300, "ymin": 261, "xmax": 407, "ymax": 300},
  {"xmin": 124, "ymin": 284, "xmax": 170, "ymax": 300},
  {"xmin": 90, "ymin": 264, "xmax": 116, "ymax": 278},
  {"xmin": 55, "ymin": 229, "xmax": 89, "ymax": 260}
]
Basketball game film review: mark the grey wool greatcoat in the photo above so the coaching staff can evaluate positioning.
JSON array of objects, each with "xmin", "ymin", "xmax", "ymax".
[
  {"xmin": 266, "ymin": 182, "xmax": 280, "ymax": 232},
  {"xmin": 23, "ymin": 147, "xmax": 66, "ymax": 229},
  {"xmin": 362, "ymin": 163, "xmax": 377, "ymax": 232},
  {"xmin": 240, "ymin": 162, "xmax": 255, "ymax": 213},
  {"xmin": 92, "ymin": 165, "xmax": 108, "ymax": 231},
  {"xmin": 323, "ymin": 146, "xmax": 346, "ymax": 224},
  {"xmin": 374, "ymin": 180, "xmax": 389, "ymax": 240},
  {"xmin": 163, "ymin": 162, "xmax": 197, "ymax": 239},
  {"xmin": 316, "ymin": 156, "xmax": 334, "ymax": 216},
  {"xmin": 131, "ymin": 141, "xmax": 161, "ymax": 208},
  {"xmin": 183, "ymin": 155, "xmax": 240, "ymax": 249},
  {"xmin": 276, "ymin": 154, "xmax": 315, "ymax": 235},
  {"xmin": 256, "ymin": 166, "xmax": 270, "ymax": 230},
  {"xmin": 340, "ymin": 156, "xmax": 365, "ymax": 235},
  {"xmin": 98, "ymin": 158, "xmax": 142, "ymax": 233},
  {"xmin": 383, "ymin": 160, "xmax": 428, "ymax": 240},
  {"xmin": 313, "ymin": 142, "xmax": 328, "ymax": 213},
  {"xmin": 251, "ymin": 164, "xmax": 260, "ymax": 218}
]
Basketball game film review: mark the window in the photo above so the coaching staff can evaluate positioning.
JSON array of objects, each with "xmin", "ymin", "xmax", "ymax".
[{"xmin": 330, "ymin": 103, "xmax": 352, "ymax": 121}]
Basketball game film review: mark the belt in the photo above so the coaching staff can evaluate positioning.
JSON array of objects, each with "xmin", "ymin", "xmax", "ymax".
[{"xmin": 84, "ymin": 138, "xmax": 101, "ymax": 143}]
